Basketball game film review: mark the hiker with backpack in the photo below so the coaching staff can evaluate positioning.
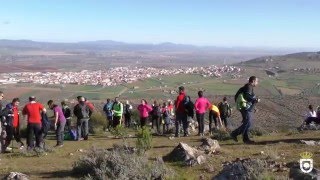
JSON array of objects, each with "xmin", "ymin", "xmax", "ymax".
[
  {"xmin": 0, "ymin": 91, "xmax": 11, "ymax": 153},
  {"xmin": 103, "ymin": 98, "xmax": 114, "ymax": 130},
  {"xmin": 124, "ymin": 100, "xmax": 133, "ymax": 128},
  {"xmin": 61, "ymin": 101, "xmax": 72, "ymax": 131},
  {"xmin": 218, "ymin": 97, "xmax": 232, "ymax": 129},
  {"xmin": 209, "ymin": 102, "xmax": 223, "ymax": 135},
  {"xmin": 137, "ymin": 99, "xmax": 153, "ymax": 127},
  {"xmin": 74, "ymin": 96, "xmax": 92, "ymax": 141},
  {"xmin": 194, "ymin": 91, "xmax": 211, "ymax": 136},
  {"xmin": 3, "ymin": 98, "xmax": 24, "ymax": 152},
  {"xmin": 231, "ymin": 76, "xmax": 260, "ymax": 144},
  {"xmin": 111, "ymin": 97, "xmax": 123, "ymax": 128},
  {"xmin": 174, "ymin": 86, "xmax": 189, "ymax": 137},
  {"xmin": 22, "ymin": 96, "xmax": 47, "ymax": 150},
  {"xmin": 48, "ymin": 100, "xmax": 66, "ymax": 147},
  {"xmin": 151, "ymin": 101, "xmax": 162, "ymax": 135}
]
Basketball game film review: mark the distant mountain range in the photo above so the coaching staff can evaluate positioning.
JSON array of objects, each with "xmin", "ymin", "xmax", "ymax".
[{"xmin": 0, "ymin": 39, "xmax": 312, "ymax": 54}]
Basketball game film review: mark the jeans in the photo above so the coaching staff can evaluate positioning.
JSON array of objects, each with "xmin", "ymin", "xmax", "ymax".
[
  {"xmin": 113, "ymin": 116, "xmax": 121, "ymax": 128},
  {"xmin": 27, "ymin": 123, "xmax": 43, "ymax": 148},
  {"xmin": 208, "ymin": 110, "xmax": 218, "ymax": 133},
  {"xmin": 124, "ymin": 114, "xmax": 131, "ymax": 128},
  {"xmin": 107, "ymin": 116, "xmax": 113, "ymax": 129},
  {"xmin": 231, "ymin": 110, "xmax": 253, "ymax": 141},
  {"xmin": 152, "ymin": 115, "xmax": 161, "ymax": 134},
  {"xmin": 196, "ymin": 113, "xmax": 205, "ymax": 134},
  {"xmin": 77, "ymin": 119, "xmax": 89, "ymax": 140},
  {"xmin": 305, "ymin": 117, "xmax": 320, "ymax": 125},
  {"xmin": 140, "ymin": 117, "xmax": 147, "ymax": 127},
  {"xmin": 175, "ymin": 112, "xmax": 188, "ymax": 136},
  {"xmin": 5, "ymin": 126, "xmax": 24, "ymax": 148},
  {"xmin": 56, "ymin": 121, "xmax": 66, "ymax": 145},
  {"xmin": 65, "ymin": 118, "xmax": 72, "ymax": 131},
  {"xmin": 221, "ymin": 116, "xmax": 229, "ymax": 128}
]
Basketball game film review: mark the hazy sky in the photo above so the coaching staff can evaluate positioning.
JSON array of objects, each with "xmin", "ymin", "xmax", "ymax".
[{"xmin": 1, "ymin": 0, "xmax": 319, "ymax": 48}]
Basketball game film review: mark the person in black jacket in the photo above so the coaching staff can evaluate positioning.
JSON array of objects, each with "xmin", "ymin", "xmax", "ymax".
[
  {"xmin": 231, "ymin": 76, "xmax": 260, "ymax": 144},
  {"xmin": 0, "ymin": 91, "xmax": 10, "ymax": 153},
  {"xmin": 74, "ymin": 97, "xmax": 92, "ymax": 141},
  {"xmin": 61, "ymin": 101, "xmax": 72, "ymax": 131}
]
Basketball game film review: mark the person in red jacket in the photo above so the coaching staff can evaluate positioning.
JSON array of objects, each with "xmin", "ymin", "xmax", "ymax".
[
  {"xmin": 174, "ymin": 86, "xmax": 189, "ymax": 137},
  {"xmin": 22, "ymin": 96, "xmax": 46, "ymax": 149}
]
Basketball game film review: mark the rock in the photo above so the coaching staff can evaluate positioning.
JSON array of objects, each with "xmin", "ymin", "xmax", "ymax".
[
  {"xmin": 214, "ymin": 158, "xmax": 267, "ymax": 180},
  {"xmin": 6, "ymin": 172, "xmax": 29, "ymax": 180},
  {"xmin": 168, "ymin": 136, "xmax": 175, "ymax": 140},
  {"xmin": 77, "ymin": 149, "xmax": 84, "ymax": 152},
  {"xmin": 198, "ymin": 138, "xmax": 220, "ymax": 154},
  {"xmin": 69, "ymin": 153, "xmax": 74, "ymax": 156},
  {"xmin": 289, "ymin": 162, "xmax": 320, "ymax": 180},
  {"xmin": 300, "ymin": 140, "xmax": 320, "ymax": 146},
  {"xmin": 196, "ymin": 155, "xmax": 206, "ymax": 165},
  {"xmin": 163, "ymin": 142, "xmax": 205, "ymax": 166}
]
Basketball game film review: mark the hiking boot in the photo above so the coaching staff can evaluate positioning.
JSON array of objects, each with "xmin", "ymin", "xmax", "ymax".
[
  {"xmin": 230, "ymin": 133, "xmax": 238, "ymax": 142},
  {"xmin": 244, "ymin": 140, "xmax": 255, "ymax": 144},
  {"xmin": 4, "ymin": 147, "xmax": 12, "ymax": 153},
  {"xmin": 54, "ymin": 144, "xmax": 64, "ymax": 148}
]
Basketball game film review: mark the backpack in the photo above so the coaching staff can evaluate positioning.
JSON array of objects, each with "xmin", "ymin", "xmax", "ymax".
[
  {"xmin": 79, "ymin": 104, "xmax": 90, "ymax": 119},
  {"xmin": 234, "ymin": 86, "xmax": 245, "ymax": 102},
  {"xmin": 41, "ymin": 112, "xmax": 51, "ymax": 138},
  {"xmin": 218, "ymin": 102, "xmax": 230, "ymax": 117},
  {"xmin": 63, "ymin": 106, "xmax": 71, "ymax": 119},
  {"xmin": 163, "ymin": 108, "xmax": 169, "ymax": 118},
  {"xmin": 69, "ymin": 129, "xmax": 77, "ymax": 140}
]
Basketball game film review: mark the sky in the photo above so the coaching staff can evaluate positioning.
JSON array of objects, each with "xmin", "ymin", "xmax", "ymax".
[{"xmin": 0, "ymin": 0, "xmax": 320, "ymax": 49}]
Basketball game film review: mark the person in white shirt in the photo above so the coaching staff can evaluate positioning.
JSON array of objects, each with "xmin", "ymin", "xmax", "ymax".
[{"xmin": 304, "ymin": 105, "xmax": 319, "ymax": 125}]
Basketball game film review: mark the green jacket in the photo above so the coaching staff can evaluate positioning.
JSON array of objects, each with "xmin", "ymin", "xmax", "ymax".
[{"xmin": 112, "ymin": 102, "xmax": 123, "ymax": 117}]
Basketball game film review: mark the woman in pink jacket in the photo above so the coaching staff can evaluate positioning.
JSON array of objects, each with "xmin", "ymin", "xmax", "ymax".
[
  {"xmin": 194, "ymin": 91, "xmax": 211, "ymax": 136},
  {"xmin": 137, "ymin": 99, "xmax": 153, "ymax": 127}
]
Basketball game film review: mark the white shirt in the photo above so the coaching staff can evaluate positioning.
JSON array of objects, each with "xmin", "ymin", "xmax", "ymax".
[{"xmin": 307, "ymin": 110, "xmax": 317, "ymax": 118}]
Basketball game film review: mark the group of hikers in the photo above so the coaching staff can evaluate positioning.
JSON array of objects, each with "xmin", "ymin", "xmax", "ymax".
[{"xmin": 1, "ymin": 75, "xmax": 318, "ymax": 153}]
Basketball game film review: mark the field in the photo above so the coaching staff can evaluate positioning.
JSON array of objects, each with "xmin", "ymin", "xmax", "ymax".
[{"xmin": 1, "ymin": 130, "xmax": 320, "ymax": 179}]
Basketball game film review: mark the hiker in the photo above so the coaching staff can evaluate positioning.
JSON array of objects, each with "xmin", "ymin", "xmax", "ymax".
[
  {"xmin": 48, "ymin": 100, "xmax": 66, "ymax": 147},
  {"xmin": 84, "ymin": 97, "xmax": 95, "ymax": 112},
  {"xmin": 103, "ymin": 98, "xmax": 114, "ymax": 129},
  {"xmin": 137, "ymin": 99, "xmax": 152, "ymax": 127},
  {"xmin": 162, "ymin": 102, "xmax": 171, "ymax": 134},
  {"xmin": 3, "ymin": 98, "xmax": 24, "ymax": 152},
  {"xmin": 111, "ymin": 97, "xmax": 123, "ymax": 128},
  {"xmin": 218, "ymin": 97, "xmax": 232, "ymax": 129},
  {"xmin": 0, "ymin": 91, "xmax": 10, "ymax": 153},
  {"xmin": 74, "ymin": 96, "xmax": 92, "ymax": 141},
  {"xmin": 61, "ymin": 101, "xmax": 72, "ymax": 131},
  {"xmin": 124, "ymin": 100, "xmax": 133, "ymax": 128},
  {"xmin": 209, "ymin": 102, "xmax": 223, "ymax": 134},
  {"xmin": 231, "ymin": 76, "xmax": 260, "ymax": 144},
  {"xmin": 304, "ymin": 105, "xmax": 319, "ymax": 125},
  {"xmin": 22, "ymin": 96, "xmax": 47, "ymax": 149},
  {"xmin": 151, "ymin": 101, "xmax": 162, "ymax": 134},
  {"xmin": 174, "ymin": 86, "xmax": 189, "ymax": 137},
  {"xmin": 194, "ymin": 91, "xmax": 211, "ymax": 136}
]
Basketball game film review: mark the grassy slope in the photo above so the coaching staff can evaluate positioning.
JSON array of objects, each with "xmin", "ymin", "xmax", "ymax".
[{"xmin": 1, "ymin": 130, "xmax": 320, "ymax": 179}]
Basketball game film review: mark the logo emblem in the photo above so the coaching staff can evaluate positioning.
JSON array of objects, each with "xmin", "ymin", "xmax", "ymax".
[{"xmin": 300, "ymin": 152, "xmax": 313, "ymax": 173}]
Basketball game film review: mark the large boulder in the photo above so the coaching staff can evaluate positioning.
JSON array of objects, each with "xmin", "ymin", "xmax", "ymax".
[
  {"xmin": 198, "ymin": 138, "xmax": 220, "ymax": 154},
  {"xmin": 6, "ymin": 172, "xmax": 29, "ymax": 180},
  {"xmin": 214, "ymin": 158, "xmax": 267, "ymax": 180},
  {"xmin": 288, "ymin": 162, "xmax": 320, "ymax": 180},
  {"xmin": 163, "ymin": 142, "xmax": 205, "ymax": 166}
]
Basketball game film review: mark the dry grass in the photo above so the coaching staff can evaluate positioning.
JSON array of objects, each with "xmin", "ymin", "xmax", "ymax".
[{"xmin": 1, "ymin": 130, "xmax": 320, "ymax": 179}]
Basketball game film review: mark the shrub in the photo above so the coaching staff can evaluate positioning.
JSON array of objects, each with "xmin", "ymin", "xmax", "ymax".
[
  {"xmin": 73, "ymin": 146, "xmax": 174, "ymax": 180},
  {"xmin": 136, "ymin": 127, "xmax": 153, "ymax": 154},
  {"xmin": 89, "ymin": 112, "xmax": 107, "ymax": 134},
  {"xmin": 110, "ymin": 125, "xmax": 128, "ymax": 139},
  {"xmin": 250, "ymin": 127, "xmax": 267, "ymax": 137},
  {"xmin": 212, "ymin": 129, "xmax": 232, "ymax": 141}
]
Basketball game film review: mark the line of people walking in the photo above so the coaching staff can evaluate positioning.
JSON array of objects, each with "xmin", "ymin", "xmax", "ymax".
[{"xmin": 0, "ymin": 76, "xmax": 262, "ymax": 153}]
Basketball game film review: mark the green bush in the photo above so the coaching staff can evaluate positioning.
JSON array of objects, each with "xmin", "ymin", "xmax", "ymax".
[
  {"xmin": 136, "ymin": 127, "xmax": 153, "ymax": 154},
  {"xmin": 72, "ymin": 145, "xmax": 174, "ymax": 180},
  {"xmin": 110, "ymin": 125, "xmax": 128, "ymax": 139},
  {"xmin": 89, "ymin": 112, "xmax": 107, "ymax": 134},
  {"xmin": 212, "ymin": 129, "xmax": 232, "ymax": 141},
  {"xmin": 250, "ymin": 127, "xmax": 267, "ymax": 137}
]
